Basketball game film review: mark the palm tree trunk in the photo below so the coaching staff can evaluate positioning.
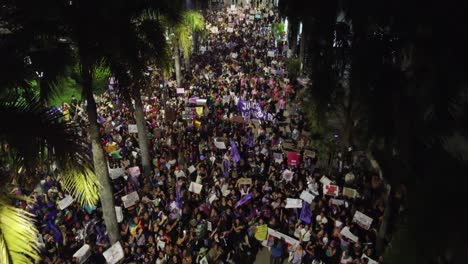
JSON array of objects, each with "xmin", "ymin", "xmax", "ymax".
[
  {"xmin": 184, "ymin": 52, "xmax": 190, "ymax": 72},
  {"xmin": 133, "ymin": 89, "xmax": 152, "ymax": 178},
  {"xmin": 174, "ymin": 46, "xmax": 182, "ymax": 86},
  {"xmin": 299, "ymin": 22, "xmax": 308, "ymax": 73},
  {"xmin": 82, "ymin": 66, "xmax": 119, "ymax": 244},
  {"xmin": 289, "ymin": 19, "xmax": 299, "ymax": 57}
]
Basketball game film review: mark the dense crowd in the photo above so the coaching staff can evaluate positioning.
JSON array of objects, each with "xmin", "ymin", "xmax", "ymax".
[{"xmin": 17, "ymin": 3, "xmax": 391, "ymax": 264}]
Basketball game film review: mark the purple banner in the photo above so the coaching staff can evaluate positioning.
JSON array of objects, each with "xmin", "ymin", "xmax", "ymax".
[{"xmin": 237, "ymin": 99, "xmax": 276, "ymax": 121}]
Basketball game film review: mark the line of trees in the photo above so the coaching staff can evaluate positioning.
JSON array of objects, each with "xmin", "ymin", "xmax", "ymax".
[{"xmin": 279, "ymin": 0, "xmax": 468, "ymax": 263}]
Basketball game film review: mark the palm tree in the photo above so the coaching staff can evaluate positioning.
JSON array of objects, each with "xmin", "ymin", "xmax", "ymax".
[{"xmin": 169, "ymin": 10, "xmax": 205, "ymax": 86}]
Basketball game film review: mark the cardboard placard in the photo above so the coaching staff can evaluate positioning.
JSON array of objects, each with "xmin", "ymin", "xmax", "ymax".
[
  {"xmin": 330, "ymin": 198, "xmax": 345, "ymax": 206},
  {"xmin": 189, "ymin": 181, "xmax": 203, "ymax": 194},
  {"xmin": 285, "ymin": 198, "xmax": 302, "ymax": 208},
  {"xmin": 103, "ymin": 242, "xmax": 124, "ymax": 264},
  {"xmin": 319, "ymin": 176, "xmax": 332, "ymax": 186},
  {"xmin": 237, "ymin": 178, "xmax": 252, "ymax": 186},
  {"xmin": 323, "ymin": 184, "xmax": 339, "ymax": 197},
  {"xmin": 353, "ymin": 211, "xmax": 373, "ymax": 230},
  {"xmin": 58, "ymin": 195, "xmax": 74, "ymax": 210},
  {"xmin": 122, "ymin": 191, "xmax": 140, "ymax": 208},
  {"xmin": 343, "ymin": 187, "xmax": 358, "ymax": 199},
  {"xmin": 128, "ymin": 124, "xmax": 138, "ymax": 133},
  {"xmin": 300, "ymin": 191, "xmax": 315, "ymax": 204}
]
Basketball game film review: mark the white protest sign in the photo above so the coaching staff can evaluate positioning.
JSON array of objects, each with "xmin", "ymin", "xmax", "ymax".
[
  {"xmin": 188, "ymin": 165, "xmax": 196, "ymax": 175},
  {"xmin": 214, "ymin": 141, "xmax": 227, "ymax": 149},
  {"xmin": 282, "ymin": 169, "xmax": 293, "ymax": 182},
  {"xmin": 115, "ymin": 206, "xmax": 123, "ymax": 223},
  {"xmin": 109, "ymin": 167, "xmax": 125, "ymax": 180},
  {"xmin": 267, "ymin": 50, "xmax": 275, "ymax": 57},
  {"xmin": 273, "ymin": 153, "xmax": 283, "ymax": 163},
  {"xmin": 263, "ymin": 228, "xmax": 300, "ymax": 248},
  {"xmin": 353, "ymin": 211, "xmax": 374, "ymax": 230},
  {"xmin": 335, "ymin": 220, "xmax": 343, "ymax": 228},
  {"xmin": 231, "ymin": 52, "xmax": 238, "ymax": 59},
  {"xmin": 227, "ymin": 27, "xmax": 234, "ymax": 33},
  {"xmin": 175, "ymin": 170, "xmax": 186, "ymax": 179},
  {"xmin": 230, "ymin": 4, "xmax": 236, "ymax": 10},
  {"xmin": 285, "ymin": 198, "xmax": 302, "ymax": 208},
  {"xmin": 330, "ymin": 198, "xmax": 345, "ymax": 206},
  {"xmin": 122, "ymin": 191, "xmax": 140, "ymax": 208},
  {"xmin": 210, "ymin": 26, "xmax": 219, "ymax": 34},
  {"xmin": 189, "ymin": 181, "xmax": 203, "ymax": 194},
  {"xmin": 361, "ymin": 254, "xmax": 379, "ymax": 264},
  {"xmin": 340, "ymin": 226, "xmax": 359, "ymax": 243},
  {"xmin": 176, "ymin": 88, "xmax": 185, "ymax": 94},
  {"xmin": 343, "ymin": 187, "xmax": 358, "ymax": 199},
  {"xmin": 128, "ymin": 124, "xmax": 138, "ymax": 133},
  {"xmin": 73, "ymin": 244, "xmax": 91, "ymax": 264},
  {"xmin": 207, "ymin": 221, "xmax": 213, "ymax": 232},
  {"xmin": 103, "ymin": 242, "xmax": 124, "ymax": 264},
  {"xmin": 208, "ymin": 194, "xmax": 218, "ymax": 204},
  {"xmin": 319, "ymin": 176, "xmax": 332, "ymax": 186},
  {"xmin": 300, "ymin": 191, "xmax": 315, "ymax": 204},
  {"xmin": 157, "ymin": 240, "xmax": 166, "ymax": 251},
  {"xmin": 323, "ymin": 184, "xmax": 339, "ymax": 197},
  {"xmin": 58, "ymin": 195, "xmax": 74, "ymax": 210},
  {"xmin": 196, "ymin": 99, "xmax": 207, "ymax": 105}
]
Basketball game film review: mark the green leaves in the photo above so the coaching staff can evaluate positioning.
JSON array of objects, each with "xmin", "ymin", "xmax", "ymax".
[
  {"xmin": 0, "ymin": 195, "xmax": 40, "ymax": 264},
  {"xmin": 61, "ymin": 167, "xmax": 101, "ymax": 207}
]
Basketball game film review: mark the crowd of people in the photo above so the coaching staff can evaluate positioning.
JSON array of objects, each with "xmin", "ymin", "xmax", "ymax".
[{"xmin": 17, "ymin": 3, "xmax": 391, "ymax": 264}]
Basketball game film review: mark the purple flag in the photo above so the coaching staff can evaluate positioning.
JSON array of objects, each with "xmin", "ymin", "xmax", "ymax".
[
  {"xmin": 175, "ymin": 187, "xmax": 182, "ymax": 209},
  {"xmin": 223, "ymin": 158, "xmax": 230, "ymax": 177},
  {"xmin": 247, "ymin": 131, "xmax": 254, "ymax": 148},
  {"xmin": 235, "ymin": 193, "xmax": 253, "ymax": 208},
  {"xmin": 230, "ymin": 141, "xmax": 241, "ymax": 163},
  {"xmin": 300, "ymin": 202, "xmax": 312, "ymax": 224}
]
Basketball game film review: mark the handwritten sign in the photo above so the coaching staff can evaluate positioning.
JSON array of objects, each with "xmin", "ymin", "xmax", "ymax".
[
  {"xmin": 255, "ymin": 224, "xmax": 268, "ymax": 241},
  {"xmin": 58, "ymin": 195, "xmax": 74, "ymax": 210},
  {"xmin": 300, "ymin": 191, "xmax": 315, "ymax": 204},
  {"xmin": 263, "ymin": 228, "xmax": 299, "ymax": 249},
  {"xmin": 189, "ymin": 181, "xmax": 203, "ymax": 194},
  {"xmin": 128, "ymin": 124, "xmax": 138, "ymax": 133},
  {"xmin": 103, "ymin": 242, "xmax": 124, "ymax": 264},
  {"xmin": 188, "ymin": 165, "xmax": 196, "ymax": 175},
  {"xmin": 176, "ymin": 88, "xmax": 185, "ymax": 94},
  {"xmin": 122, "ymin": 191, "xmax": 140, "ymax": 208},
  {"xmin": 323, "ymin": 184, "xmax": 339, "ymax": 197},
  {"xmin": 353, "ymin": 211, "xmax": 373, "ymax": 230},
  {"xmin": 285, "ymin": 198, "xmax": 302, "ymax": 208}
]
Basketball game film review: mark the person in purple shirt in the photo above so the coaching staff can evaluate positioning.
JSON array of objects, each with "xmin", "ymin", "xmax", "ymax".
[{"xmin": 269, "ymin": 237, "xmax": 285, "ymax": 264}]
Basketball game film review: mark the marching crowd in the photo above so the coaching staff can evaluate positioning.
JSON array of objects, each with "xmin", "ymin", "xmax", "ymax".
[{"xmin": 17, "ymin": 3, "xmax": 394, "ymax": 264}]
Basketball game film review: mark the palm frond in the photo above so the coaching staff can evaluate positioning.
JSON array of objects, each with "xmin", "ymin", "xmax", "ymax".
[
  {"xmin": 61, "ymin": 167, "xmax": 101, "ymax": 207},
  {"xmin": 175, "ymin": 23, "xmax": 192, "ymax": 60},
  {"xmin": 0, "ymin": 195, "xmax": 40, "ymax": 264},
  {"xmin": 182, "ymin": 11, "xmax": 205, "ymax": 32},
  {"xmin": 0, "ymin": 98, "xmax": 91, "ymax": 186}
]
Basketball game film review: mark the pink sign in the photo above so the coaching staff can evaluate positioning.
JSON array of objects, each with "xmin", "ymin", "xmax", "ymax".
[
  {"xmin": 128, "ymin": 166, "xmax": 141, "ymax": 177},
  {"xmin": 287, "ymin": 152, "xmax": 300, "ymax": 166},
  {"xmin": 176, "ymin": 88, "xmax": 185, "ymax": 94}
]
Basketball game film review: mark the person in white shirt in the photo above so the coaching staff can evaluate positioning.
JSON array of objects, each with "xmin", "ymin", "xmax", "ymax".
[{"xmin": 299, "ymin": 224, "xmax": 311, "ymax": 243}]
